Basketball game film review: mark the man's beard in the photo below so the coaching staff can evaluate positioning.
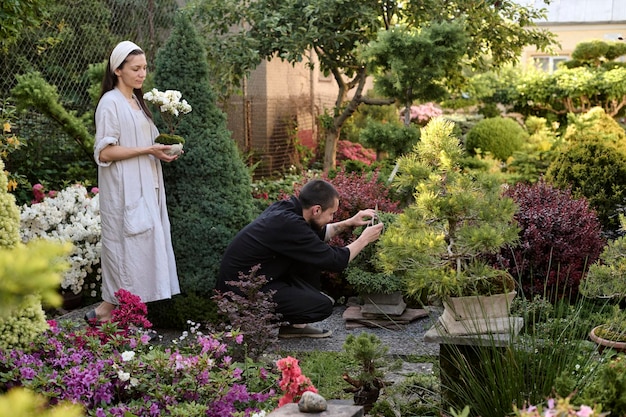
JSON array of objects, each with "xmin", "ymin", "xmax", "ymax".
[{"xmin": 310, "ymin": 217, "xmax": 326, "ymax": 232}]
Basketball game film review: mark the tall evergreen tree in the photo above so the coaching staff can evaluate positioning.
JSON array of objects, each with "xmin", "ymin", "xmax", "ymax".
[{"xmin": 153, "ymin": 11, "xmax": 255, "ymax": 296}]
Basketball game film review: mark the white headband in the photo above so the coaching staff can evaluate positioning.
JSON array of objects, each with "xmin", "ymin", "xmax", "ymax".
[{"xmin": 109, "ymin": 41, "xmax": 143, "ymax": 74}]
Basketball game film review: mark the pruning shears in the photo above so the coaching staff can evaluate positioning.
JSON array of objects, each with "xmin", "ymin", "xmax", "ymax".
[{"xmin": 369, "ymin": 203, "xmax": 379, "ymax": 226}]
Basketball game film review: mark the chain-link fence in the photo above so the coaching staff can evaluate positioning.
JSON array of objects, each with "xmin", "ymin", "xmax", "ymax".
[{"xmin": 1, "ymin": 0, "xmax": 328, "ymax": 197}]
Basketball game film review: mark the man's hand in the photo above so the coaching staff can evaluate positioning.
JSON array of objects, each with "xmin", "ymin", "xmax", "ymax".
[
  {"xmin": 349, "ymin": 208, "xmax": 378, "ymax": 227},
  {"xmin": 360, "ymin": 222, "xmax": 384, "ymax": 244}
]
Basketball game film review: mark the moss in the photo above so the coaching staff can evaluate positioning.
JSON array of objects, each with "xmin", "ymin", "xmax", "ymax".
[{"xmin": 155, "ymin": 133, "xmax": 185, "ymax": 145}]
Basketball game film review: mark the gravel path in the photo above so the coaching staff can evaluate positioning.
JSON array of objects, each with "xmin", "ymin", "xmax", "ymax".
[
  {"xmin": 58, "ymin": 303, "xmax": 441, "ymax": 358},
  {"xmin": 273, "ymin": 305, "xmax": 441, "ymax": 357}
]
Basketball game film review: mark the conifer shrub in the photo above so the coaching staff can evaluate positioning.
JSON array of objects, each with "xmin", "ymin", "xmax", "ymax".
[
  {"xmin": 0, "ymin": 158, "xmax": 51, "ymax": 349},
  {"xmin": 465, "ymin": 116, "xmax": 528, "ymax": 161},
  {"xmin": 148, "ymin": 12, "xmax": 255, "ymax": 325},
  {"xmin": 498, "ymin": 180, "xmax": 605, "ymax": 300},
  {"xmin": 546, "ymin": 108, "xmax": 626, "ymax": 235}
]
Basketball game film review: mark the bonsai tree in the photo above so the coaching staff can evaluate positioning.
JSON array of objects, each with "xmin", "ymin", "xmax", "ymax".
[
  {"xmin": 378, "ymin": 117, "xmax": 519, "ymax": 300},
  {"xmin": 342, "ymin": 332, "xmax": 389, "ymax": 413},
  {"xmin": 344, "ymin": 212, "xmax": 404, "ymax": 296}
]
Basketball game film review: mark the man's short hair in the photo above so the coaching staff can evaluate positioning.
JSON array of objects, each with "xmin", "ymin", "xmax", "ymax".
[{"xmin": 299, "ymin": 179, "xmax": 339, "ymax": 210}]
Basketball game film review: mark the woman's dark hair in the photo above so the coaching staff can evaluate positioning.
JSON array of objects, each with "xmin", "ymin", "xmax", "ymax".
[
  {"xmin": 99, "ymin": 49, "xmax": 152, "ymax": 120},
  {"xmin": 299, "ymin": 179, "xmax": 339, "ymax": 210}
]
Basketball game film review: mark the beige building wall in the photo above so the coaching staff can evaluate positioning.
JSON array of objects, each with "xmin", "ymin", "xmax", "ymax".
[
  {"xmin": 225, "ymin": 50, "xmax": 372, "ymax": 177},
  {"xmin": 520, "ymin": 23, "xmax": 626, "ymax": 71}
]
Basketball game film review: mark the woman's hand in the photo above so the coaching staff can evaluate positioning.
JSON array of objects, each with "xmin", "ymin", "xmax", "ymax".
[{"xmin": 150, "ymin": 144, "xmax": 181, "ymax": 162}]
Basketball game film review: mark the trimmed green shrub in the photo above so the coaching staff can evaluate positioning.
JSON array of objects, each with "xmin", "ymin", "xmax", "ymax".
[
  {"xmin": 546, "ymin": 109, "xmax": 626, "ymax": 235},
  {"xmin": 465, "ymin": 116, "xmax": 528, "ymax": 161},
  {"xmin": 359, "ymin": 120, "xmax": 420, "ymax": 160},
  {"xmin": 148, "ymin": 11, "xmax": 255, "ymax": 326}
]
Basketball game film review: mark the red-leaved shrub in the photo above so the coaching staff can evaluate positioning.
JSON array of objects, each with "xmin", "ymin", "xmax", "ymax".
[{"xmin": 498, "ymin": 180, "xmax": 605, "ymax": 300}]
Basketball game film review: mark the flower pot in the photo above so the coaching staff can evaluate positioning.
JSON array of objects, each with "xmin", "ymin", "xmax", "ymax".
[
  {"xmin": 440, "ymin": 291, "xmax": 517, "ymax": 335},
  {"xmin": 61, "ymin": 290, "xmax": 84, "ymax": 310},
  {"xmin": 164, "ymin": 143, "xmax": 183, "ymax": 156},
  {"xmin": 589, "ymin": 325, "xmax": 626, "ymax": 353}
]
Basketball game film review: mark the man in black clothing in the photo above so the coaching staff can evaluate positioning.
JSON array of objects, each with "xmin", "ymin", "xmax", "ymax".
[{"xmin": 217, "ymin": 179, "xmax": 384, "ymax": 338}]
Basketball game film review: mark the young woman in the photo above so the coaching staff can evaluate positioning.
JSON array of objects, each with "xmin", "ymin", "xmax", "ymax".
[{"xmin": 86, "ymin": 41, "xmax": 180, "ymax": 323}]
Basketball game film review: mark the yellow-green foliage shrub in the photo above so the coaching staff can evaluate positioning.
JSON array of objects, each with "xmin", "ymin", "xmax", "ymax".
[
  {"xmin": 0, "ymin": 158, "xmax": 52, "ymax": 349},
  {"xmin": 0, "ymin": 295, "xmax": 49, "ymax": 349},
  {"xmin": 0, "ymin": 387, "xmax": 83, "ymax": 417}
]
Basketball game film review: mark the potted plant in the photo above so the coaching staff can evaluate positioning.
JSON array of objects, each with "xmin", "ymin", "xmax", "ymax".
[
  {"xmin": 143, "ymin": 88, "xmax": 191, "ymax": 156},
  {"xmin": 344, "ymin": 212, "xmax": 407, "ymax": 316},
  {"xmin": 580, "ymin": 215, "xmax": 626, "ymax": 302},
  {"xmin": 342, "ymin": 332, "xmax": 390, "ymax": 413},
  {"xmin": 378, "ymin": 117, "xmax": 520, "ymax": 334},
  {"xmin": 589, "ymin": 305, "xmax": 626, "ymax": 353}
]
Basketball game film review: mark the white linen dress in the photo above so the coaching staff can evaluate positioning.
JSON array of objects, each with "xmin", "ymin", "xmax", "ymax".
[{"xmin": 94, "ymin": 87, "xmax": 180, "ymax": 304}]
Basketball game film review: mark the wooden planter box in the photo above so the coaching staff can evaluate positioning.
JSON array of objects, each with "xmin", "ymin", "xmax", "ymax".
[{"xmin": 440, "ymin": 291, "xmax": 517, "ymax": 335}]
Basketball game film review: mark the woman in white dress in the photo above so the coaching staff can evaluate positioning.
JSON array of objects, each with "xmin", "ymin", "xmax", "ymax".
[{"xmin": 86, "ymin": 41, "xmax": 180, "ymax": 323}]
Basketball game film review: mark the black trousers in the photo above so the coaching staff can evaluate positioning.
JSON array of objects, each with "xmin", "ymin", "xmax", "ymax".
[{"xmin": 264, "ymin": 277, "xmax": 334, "ymax": 324}]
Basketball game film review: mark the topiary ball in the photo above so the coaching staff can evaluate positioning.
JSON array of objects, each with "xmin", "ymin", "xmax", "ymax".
[{"xmin": 465, "ymin": 116, "xmax": 528, "ymax": 161}]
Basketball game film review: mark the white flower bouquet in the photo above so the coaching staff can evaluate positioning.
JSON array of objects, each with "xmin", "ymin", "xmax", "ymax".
[
  {"xmin": 143, "ymin": 88, "xmax": 192, "ymax": 156},
  {"xmin": 20, "ymin": 184, "xmax": 101, "ymax": 296}
]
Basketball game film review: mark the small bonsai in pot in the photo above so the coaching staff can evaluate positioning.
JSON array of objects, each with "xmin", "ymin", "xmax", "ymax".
[
  {"xmin": 143, "ymin": 88, "xmax": 191, "ymax": 156},
  {"xmin": 345, "ymin": 212, "xmax": 406, "ymax": 315},
  {"xmin": 342, "ymin": 332, "xmax": 390, "ymax": 413},
  {"xmin": 377, "ymin": 117, "xmax": 519, "ymax": 332},
  {"xmin": 345, "ymin": 212, "xmax": 403, "ymax": 296},
  {"xmin": 580, "ymin": 215, "xmax": 626, "ymax": 302}
]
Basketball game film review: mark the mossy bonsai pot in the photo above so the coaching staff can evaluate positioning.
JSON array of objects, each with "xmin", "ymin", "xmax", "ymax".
[{"xmin": 155, "ymin": 133, "xmax": 185, "ymax": 156}]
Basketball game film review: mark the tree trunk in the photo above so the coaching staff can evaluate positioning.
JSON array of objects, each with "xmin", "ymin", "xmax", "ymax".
[{"xmin": 323, "ymin": 127, "xmax": 339, "ymax": 172}]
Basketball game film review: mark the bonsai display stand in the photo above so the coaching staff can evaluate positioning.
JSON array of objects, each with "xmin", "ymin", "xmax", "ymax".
[
  {"xmin": 342, "ymin": 306, "xmax": 429, "ymax": 329},
  {"xmin": 268, "ymin": 400, "xmax": 363, "ymax": 417},
  {"xmin": 424, "ymin": 318, "xmax": 524, "ymax": 410}
]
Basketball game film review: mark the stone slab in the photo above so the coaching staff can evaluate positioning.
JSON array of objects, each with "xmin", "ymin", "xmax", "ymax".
[
  {"xmin": 360, "ymin": 300, "xmax": 407, "ymax": 316},
  {"xmin": 423, "ymin": 317, "xmax": 524, "ymax": 347},
  {"xmin": 267, "ymin": 402, "xmax": 363, "ymax": 417},
  {"xmin": 343, "ymin": 306, "xmax": 429, "ymax": 329}
]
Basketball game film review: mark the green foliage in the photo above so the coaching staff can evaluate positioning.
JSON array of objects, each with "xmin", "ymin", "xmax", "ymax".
[
  {"xmin": 343, "ymin": 332, "xmax": 389, "ymax": 386},
  {"xmin": 505, "ymin": 116, "xmax": 561, "ymax": 183},
  {"xmin": 0, "ymin": 0, "xmax": 49, "ymax": 52},
  {"xmin": 516, "ymin": 65, "xmax": 626, "ymax": 117},
  {"xmin": 379, "ymin": 117, "xmax": 519, "ymax": 298},
  {"xmin": 443, "ymin": 296, "xmax": 604, "ymax": 417},
  {"xmin": 579, "ymin": 353, "xmax": 626, "ymax": 416},
  {"xmin": 546, "ymin": 109, "xmax": 626, "ymax": 234},
  {"xmin": 195, "ymin": 0, "xmax": 556, "ymax": 171},
  {"xmin": 563, "ymin": 106, "xmax": 626, "ymax": 146},
  {"xmin": 0, "ymin": 295, "xmax": 48, "ymax": 350},
  {"xmin": 0, "ymin": 240, "xmax": 71, "ymax": 317},
  {"xmin": 581, "ymin": 216, "xmax": 626, "ymax": 300},
  {"xmin": 11, "ymin": 72, "xmax": 94, "ymax": 157},
  {"xmin": 153, "ymin": 12, "xmax": 255, "ymax": 295},
  {"xmin": 363, "ymin": 22, "xmax": 468, "ymax": 114},
  {"xmin": 345, "ymin": 212, "xmax": 404, "ymax": 294},
  {"xmin": 359, "ymin": 120, "xmax": 420, "ymax": 160},
  {"xmin": 568, "ymin": 40, "xmax": 626, "ymax": 68},
  {"xmin": 0, "ymin": 159, "xmax": 20, "ymax": 248},
  {"xmin": 465, "ymin": 117, "xmax": 529, "ymax": 161}
]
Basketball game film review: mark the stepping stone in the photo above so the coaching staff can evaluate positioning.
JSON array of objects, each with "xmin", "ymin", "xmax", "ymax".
[{"xmin": 343, "ymin": 306, "xmax": 429, "ymax": 329}]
